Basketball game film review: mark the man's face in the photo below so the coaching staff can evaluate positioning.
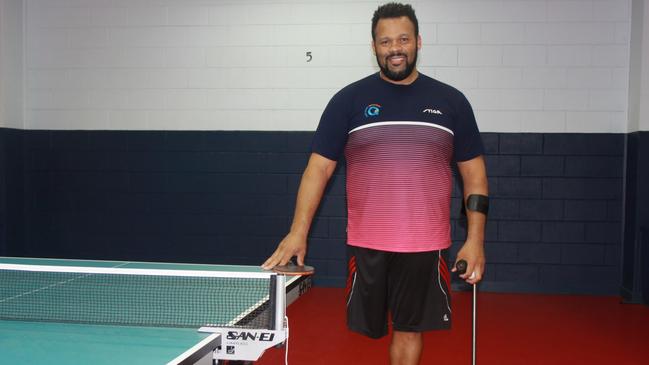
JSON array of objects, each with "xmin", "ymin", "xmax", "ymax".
[{"xmin": 372, "ymin": 16, "xmax": 421, "ymax": 82}]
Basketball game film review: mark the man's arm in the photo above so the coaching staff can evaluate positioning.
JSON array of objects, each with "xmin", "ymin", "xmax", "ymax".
[
  {"xmin": 261, "ymin": 153, "xmax": 337, "ymax": 270},
  {"xmin": 454, "ymin": 155, "xmax": 488, "ymax": 284}
]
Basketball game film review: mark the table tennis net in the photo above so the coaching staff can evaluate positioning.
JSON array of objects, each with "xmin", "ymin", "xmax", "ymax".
[{"xmin": 0, "ymin": 264, "xmax": 275, "ymax": 329}]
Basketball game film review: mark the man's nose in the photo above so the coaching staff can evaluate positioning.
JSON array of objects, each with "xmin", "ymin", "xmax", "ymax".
[{"xmin": 389, "ymin": 41, "xmax": 402, "ymax": 53}]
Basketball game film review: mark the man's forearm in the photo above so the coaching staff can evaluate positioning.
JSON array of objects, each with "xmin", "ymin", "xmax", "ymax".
[
  {"xmin": 463, "ymin": 185, "xmax": 488, "ymax": 243},
  {"xmin": 289, "ymin": 154, "xmax": 337, "ymax": 237},
  {"xmin": 465, "ymin": 205, "xmax": 487, "ymax": 242},
  {"xmin": 458, "ymin": 156, "xmax": 489, "ymax": 242}
]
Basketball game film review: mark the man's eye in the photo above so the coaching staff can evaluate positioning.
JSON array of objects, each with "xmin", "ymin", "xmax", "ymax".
[{"xmin": 400, "ymin": 37, "xmax": 409, "ymax": 44}]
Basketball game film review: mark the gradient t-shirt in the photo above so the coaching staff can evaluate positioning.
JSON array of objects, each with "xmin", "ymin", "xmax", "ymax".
[{"xmin": 312, "ymin": 73, "xmax": 484, "ymax": 252}]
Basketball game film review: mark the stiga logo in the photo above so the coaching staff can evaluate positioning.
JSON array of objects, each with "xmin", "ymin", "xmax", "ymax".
[
  {"xmin": 226, "ymin": 331, "xmax": 275, "ymax": 342},
  {"xmin": 364, "ymin": 104, "xmax": 381, "ymax": 117}
]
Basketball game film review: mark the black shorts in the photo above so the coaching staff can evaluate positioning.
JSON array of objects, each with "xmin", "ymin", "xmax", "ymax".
[{"xmin": 345, "ymin": 246, "xmax": 452, "ymax": 339}]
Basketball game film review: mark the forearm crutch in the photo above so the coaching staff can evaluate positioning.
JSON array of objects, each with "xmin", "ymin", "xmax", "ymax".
[{"xmin": 456, "ymin": 259, "xmax": 476, "ymax": 365}]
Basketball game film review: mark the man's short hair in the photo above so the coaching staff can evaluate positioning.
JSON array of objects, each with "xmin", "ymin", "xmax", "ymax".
[{"xmin": 371, "ymin": 2, "xmax": 419, "ymax": 40}]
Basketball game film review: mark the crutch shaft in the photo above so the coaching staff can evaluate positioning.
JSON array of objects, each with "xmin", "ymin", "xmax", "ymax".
[{"xmin": 472, "ymin": 282, "xmax": 476, "ymax": 365}]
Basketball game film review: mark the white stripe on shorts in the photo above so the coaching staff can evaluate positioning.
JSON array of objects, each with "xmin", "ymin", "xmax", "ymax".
[{"xmin": 437, "ymin": 250, "xmax": 451, "ymax": 313}]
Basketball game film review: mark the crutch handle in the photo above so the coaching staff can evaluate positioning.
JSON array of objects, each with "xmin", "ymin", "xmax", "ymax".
[{"xmin": 456, "ymin": 259, "xmax": 468, "ymax": 275}]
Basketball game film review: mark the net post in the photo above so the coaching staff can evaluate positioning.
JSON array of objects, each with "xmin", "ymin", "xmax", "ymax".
[{"xmin": 270, "ymin": 274, "xmax": 286, "ymax": 331}]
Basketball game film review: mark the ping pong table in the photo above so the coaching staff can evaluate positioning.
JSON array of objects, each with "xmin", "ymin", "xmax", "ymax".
[{"xmin": 0, "ymin": 257, "xmax": 311, "ymax": 365}]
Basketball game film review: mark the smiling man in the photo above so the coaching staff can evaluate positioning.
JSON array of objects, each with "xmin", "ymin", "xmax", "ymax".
[
  {"xmin": 373, "ymin": 13, "xmax": 419, "ymax": 83},
  {"xmin": 262, "ymin": 3, "xmax": 488, "ymax": 364}
]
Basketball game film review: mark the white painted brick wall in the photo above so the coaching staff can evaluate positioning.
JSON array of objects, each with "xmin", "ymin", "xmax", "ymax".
[
  {"xmin": 481, "ymin": 24, "xmax": 526, "ymax": 44},
  {"xmin": 503, "ymin": 46, "xmax": 547, "ymax": 66},
  {"xmin": 437, "ymin": 23, "xmax": 481, "ymax": 44},
  {"xmin": 1, "ymin": 0, "xmax": 23, "ymax": 128},
  {"xmin": 19, "ymin": 0, "xmax": 632, "ymax": 132},
  {"xmin": 634, "ymin": 0, "xmax": 649, "ymax": 132}
]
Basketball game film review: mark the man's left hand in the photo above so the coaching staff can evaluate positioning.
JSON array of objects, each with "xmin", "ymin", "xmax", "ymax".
[{"xmin": 452, "ymin": 239, "xmax": 485, "ymax": 285}]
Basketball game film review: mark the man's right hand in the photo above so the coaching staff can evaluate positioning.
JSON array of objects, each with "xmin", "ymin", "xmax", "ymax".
[{"xmin": 261, "ymin": 232, "xmax": 307, "ymax": 270}]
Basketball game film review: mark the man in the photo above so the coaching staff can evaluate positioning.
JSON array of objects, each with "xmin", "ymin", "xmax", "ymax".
[{"xmin": 262, "ymin": 3, "xmax": 488, "ymax": 364}]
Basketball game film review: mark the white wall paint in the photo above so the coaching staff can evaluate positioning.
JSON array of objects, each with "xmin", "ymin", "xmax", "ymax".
[
  {"xmin": 0, "ymin": 0, "xmax": 3, "ymax": 128},
  {"xmin": 629, "ymin": 0, "xmax": 649, "ymax": 132},
  {"xmin": 642, "ymin": 0, "xmax": 649, "ymax": 131},
  {"xmin": 0, "ymin": 0, "xmax": 24, "ymax": 129},
  {"xmin": 15, "ymin": 0, "xmax": 634, "ymax": 132}
]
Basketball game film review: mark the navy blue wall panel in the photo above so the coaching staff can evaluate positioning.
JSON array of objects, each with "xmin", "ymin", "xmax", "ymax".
[
  {"xmin": 20, "ymin": 130, "xmax": 320, "ymax": 272},
  {"xmin": 0, "ymin": 129, "xmax": 5, "ymax": 255},
  {"xmin": 2, "ymin": 129, "xmax": 627, "ymax": 293},
  {"xmin": 456, "ymin": 133, "xmax": 624, "ymax": 294},
  {"xmin": 0, "ymin": 128, "xmax": 24, "ymax": 257},
  {"xmin": 642, "ymin": 132, "xmax": 649, "ymax": 304},
  {"xmin": 621, "ymin": 132, "xmax": 649, "ymax": 304}
]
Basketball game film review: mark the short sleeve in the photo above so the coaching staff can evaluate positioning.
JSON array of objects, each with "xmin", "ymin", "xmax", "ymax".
[
  {"xmin": 452, "ymin": 93, "xmax": 484, "ymax": 162},
  {"xmin": 310, "ymin": 89, "xmax": 352, "ymax": 161}
]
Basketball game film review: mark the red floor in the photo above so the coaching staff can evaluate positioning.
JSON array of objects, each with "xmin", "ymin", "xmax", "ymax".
[{"xmin": 257, "ymin": 287, "xmax": 649, "ymax": 365}]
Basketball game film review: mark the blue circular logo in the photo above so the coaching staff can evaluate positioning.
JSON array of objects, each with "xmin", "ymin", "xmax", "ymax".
[{"xmin": 364, "ymin": 104, "xmax": 381, "ymax": 118}]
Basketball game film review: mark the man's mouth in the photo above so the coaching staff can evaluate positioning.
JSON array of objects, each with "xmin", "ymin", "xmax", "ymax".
[{"xmin": 388, "ymin": 54, "xmax": 406, "ymax": 66}]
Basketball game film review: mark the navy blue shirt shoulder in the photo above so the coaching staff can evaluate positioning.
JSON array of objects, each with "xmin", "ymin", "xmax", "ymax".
[{"xmin": 311, "ymin": 72, "xmax": 484, "ymax": 162}]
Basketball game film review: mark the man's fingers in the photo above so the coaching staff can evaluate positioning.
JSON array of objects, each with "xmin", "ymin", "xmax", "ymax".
[
  {"xmin": 261, "ymin": 248, "xmax": 284, "ymax": 269},
  {"xmin": 261, "ymin": 235, "xmax": 307, "ymax": 270},
  {"xmin": 296, "ymin": 253, "xmax": 305, "ymax": 266},
  {"xmin": 262, "ymin": 248, "xmax": 297, "ymax": 270},
  {"xmin": 464, "ymin": 264, "xmax": 484, "ymax": 284},
  {"xmin": 261, "ymin": 255, "xmax": 277, "ymax": 270},
  {"xmin": 278, "ymin": 255, "xmax": 293, "ymax": 266}
]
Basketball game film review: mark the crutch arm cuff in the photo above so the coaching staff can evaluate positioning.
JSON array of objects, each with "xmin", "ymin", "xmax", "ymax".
[{"xmin": 465, "ymin": 194, "xmax": 489, "ymax": 216}]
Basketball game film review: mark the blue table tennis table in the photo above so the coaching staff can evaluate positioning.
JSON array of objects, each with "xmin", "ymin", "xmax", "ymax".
[{"xmin": 0, "ymin": 257, "xmax": 311, "ymax": 365}]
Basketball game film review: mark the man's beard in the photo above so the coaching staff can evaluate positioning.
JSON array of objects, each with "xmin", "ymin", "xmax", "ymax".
[{"xmin": 377, "ymin": 49, "xmax": 418, "ymax": 82}]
